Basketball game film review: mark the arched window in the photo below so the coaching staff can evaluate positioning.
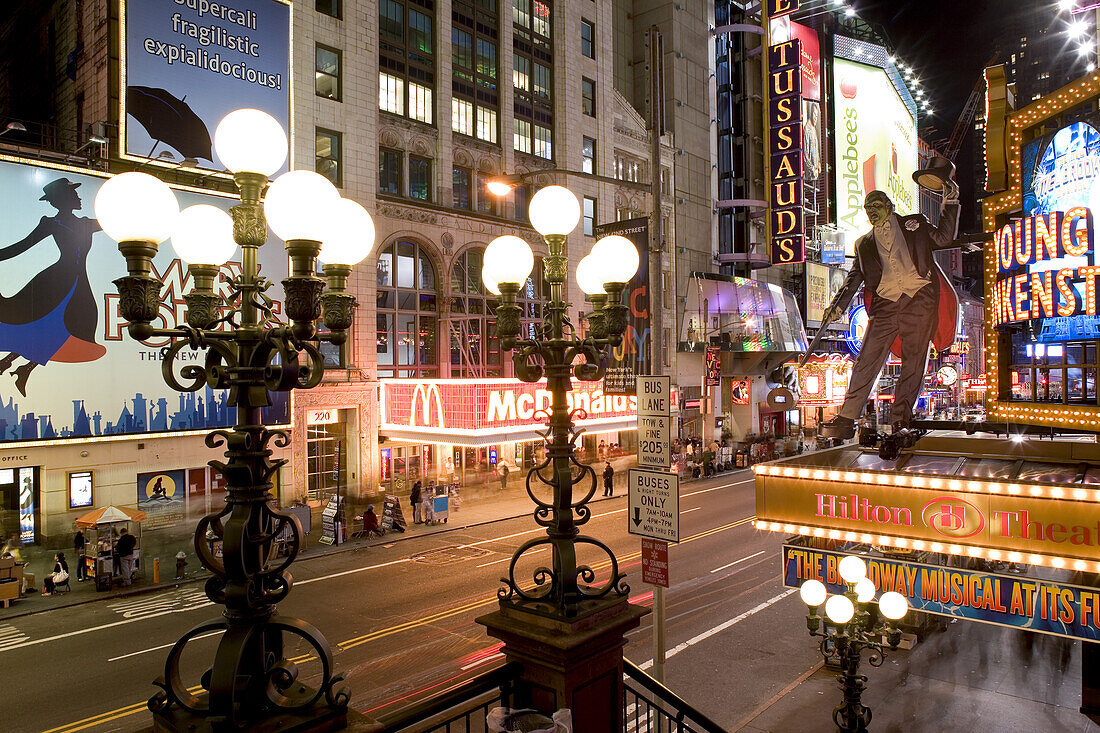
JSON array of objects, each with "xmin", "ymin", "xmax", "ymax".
[
  {"xmin": 449, "ymin": 246, "xmax": 545, "ymax": 377},
  {"xmin": 376, "ymin": 239, "xmax": 439, "ymax": 378}
]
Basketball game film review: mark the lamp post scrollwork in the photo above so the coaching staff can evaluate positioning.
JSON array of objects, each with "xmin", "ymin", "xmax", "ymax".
[{"xmin": 95, "ymin": 108, "xmax": 374, "ymax": 731}]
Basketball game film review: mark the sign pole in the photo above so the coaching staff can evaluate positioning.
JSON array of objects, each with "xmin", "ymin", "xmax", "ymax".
[{"xmin": 654, "ymin": 584, "xmax": 667, "ymax": 683}]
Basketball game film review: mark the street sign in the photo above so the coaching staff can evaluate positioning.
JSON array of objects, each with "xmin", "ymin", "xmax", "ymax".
[
  {"xmin": 636, "ymin": 376, "xmax": 671, "ymax": 416},
  {"xmin": 628, "ymin": 468, "xmax": 680, "ymax": 542},
  {"xmin": 637, "ymin": 414, "xmax": 672, "ymax": 468},
  {"xmin": 641, "ymin": 539, "xmax": 669, "ymax": 587}
]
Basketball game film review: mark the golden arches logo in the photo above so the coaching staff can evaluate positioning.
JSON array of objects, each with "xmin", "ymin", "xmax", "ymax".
[{"xmin": 410, "ymin": 383, "xmax": 445, "ymax": 428}]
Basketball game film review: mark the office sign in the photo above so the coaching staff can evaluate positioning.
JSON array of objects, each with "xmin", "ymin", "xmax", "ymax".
[
  {"xmin": 628, "ymin": 468, "xmax": 680, "ymax": 543},
  {"xmin": 121, "ymin": 0, "xmax": 291, "ymax": 171},
  {"xmin": 642, "ymin": 538, "xmax": 670, "ymax": 588},
  {"xmin": 784, "ymin": 544, "xmax": 1100, "ymax": 642}
]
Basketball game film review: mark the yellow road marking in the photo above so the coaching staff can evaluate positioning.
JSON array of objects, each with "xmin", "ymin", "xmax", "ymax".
[{"xmin": 44, "ymin": 515, "xmax": 756, "ymax": 731}]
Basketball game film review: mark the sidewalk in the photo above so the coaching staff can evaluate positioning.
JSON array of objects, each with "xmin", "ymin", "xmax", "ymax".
[
  {"xmin": 733, "ymin": 619, "xmax": 1098, "ymax": 732},
  {"xmin": 1, "ymin": 458, "xmax": 741, "ymax": 622}
]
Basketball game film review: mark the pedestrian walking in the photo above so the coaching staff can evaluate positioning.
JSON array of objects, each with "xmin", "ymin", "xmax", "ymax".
[
  {"xmin": 74, "ymin": 529, "xmax": 87, "ymax": 581},
  {"xmin": 174, "ymin": 550, "xmax": 188, "ymax": 579},
  {"xmin": 498, "ymin": 462, "xmax": 509, "ymax": 491},
  {"xmin": 602, "ymin": 461, "xmax": 614, "ymax": 497},
  {"xmin": 410, "ymin": 480, "xmax": 423, "ymax": 524}
]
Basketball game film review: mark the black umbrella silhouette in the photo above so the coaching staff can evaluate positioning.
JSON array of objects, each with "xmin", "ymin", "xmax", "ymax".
[{"xmin": 126, "ymin": 85, "xmax": 213, "ymax": 161}]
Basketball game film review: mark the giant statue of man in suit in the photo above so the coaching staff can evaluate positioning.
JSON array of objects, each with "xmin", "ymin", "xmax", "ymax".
[{"xmin": 819, "ymin": 160, "xmax": 960, "ymax": 439}]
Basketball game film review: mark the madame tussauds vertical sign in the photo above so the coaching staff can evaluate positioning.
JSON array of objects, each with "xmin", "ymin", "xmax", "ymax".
[
  {"xmin": 121, "ymin": 0, "xmax": 290, "ymax": 171},
  {"xmin": 766, "ymin": 0, "xmax": 806, "ymax": 265}
]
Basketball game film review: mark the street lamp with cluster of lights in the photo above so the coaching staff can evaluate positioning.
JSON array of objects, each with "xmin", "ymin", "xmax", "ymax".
[
  {"xmin": 799, "ymin": 555, "xmax": 909, "ymax": 733},
  {"xmin": 94, "ymin": 107, "xmax": 373, "ymax": 731},
  {"xmin": 479, "ymin": 185, "xmax": 640, "ymax": 617}
]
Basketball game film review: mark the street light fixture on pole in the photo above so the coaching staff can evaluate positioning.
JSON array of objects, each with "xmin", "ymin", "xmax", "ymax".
[
  {"xmin": 481, "ymin": 185, "xmax": 638, "ymax": 617},
  {"xmin": 95, "ymin": 108, "xmax": 373, "ymax": 731},
  {"xmin": 799, "ymin": 556, "xmax": 909, "ymax": 733}
]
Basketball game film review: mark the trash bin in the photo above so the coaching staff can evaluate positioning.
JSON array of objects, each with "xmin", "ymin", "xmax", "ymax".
[{"xmin": 735, "ymin": 449, "xmax": 745, "ymax": 468}]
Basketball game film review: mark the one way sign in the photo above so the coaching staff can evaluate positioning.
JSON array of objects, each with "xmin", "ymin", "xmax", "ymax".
[{"xmin": 627, "ymin": 468, "xmax": 680, "ymax": 543}]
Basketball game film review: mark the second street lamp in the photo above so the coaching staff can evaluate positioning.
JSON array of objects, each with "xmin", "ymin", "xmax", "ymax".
[{"xmin": 482, "ymin": 185, "xmax": 638, "ymax": 617}]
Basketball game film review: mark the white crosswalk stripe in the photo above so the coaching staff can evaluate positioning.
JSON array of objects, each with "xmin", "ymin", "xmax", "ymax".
[
  {"xmin": 107, "ymin": 588, "xmax": 212, "ymax": 619},
  {"xmin": 0, "ymin": 623, "xmax": 29, "ymax": 651}
]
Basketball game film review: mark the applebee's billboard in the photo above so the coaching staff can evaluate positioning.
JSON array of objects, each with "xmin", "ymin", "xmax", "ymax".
[{"xmin": 833, "ymin": 56, "xmax": 917, "ymax": 234}]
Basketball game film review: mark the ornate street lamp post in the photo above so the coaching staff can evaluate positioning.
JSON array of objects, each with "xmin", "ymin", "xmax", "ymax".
[
  {"xmin": 799, "ymin": 556, "xmax": 910, "ymax": 733},
  {"xmin": 95, "ymin": 108, "xmax": 373, "ymax": 731},
  {"xmin": 481, "ymin": 185, "xmax": 640, "ymax": 617}
]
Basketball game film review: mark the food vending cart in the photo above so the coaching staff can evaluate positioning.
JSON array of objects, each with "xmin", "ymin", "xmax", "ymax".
[{"xmin": 74, "ymin": 505, "xmax": 146, "ymax": 591}]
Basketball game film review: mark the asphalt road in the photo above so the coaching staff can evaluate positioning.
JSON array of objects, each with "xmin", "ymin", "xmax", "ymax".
[{"xmin": 12, "ymin": 470, "xmax": 817, "ymax": 733}]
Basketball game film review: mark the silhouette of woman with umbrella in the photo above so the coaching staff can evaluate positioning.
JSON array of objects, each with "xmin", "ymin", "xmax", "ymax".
[{"xmin": 0, "ymin": 177, "xmax": 105, "ymax": 397}]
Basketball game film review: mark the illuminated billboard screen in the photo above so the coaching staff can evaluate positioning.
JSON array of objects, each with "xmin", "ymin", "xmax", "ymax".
[
  {"xmin": 832, "ymin": 56, "xmax": 917, "ymax": 235},
  {"xmin": 0, "ymin": 158, "xmax": 289, "ymax": 443},
  {"xmin": 1007, "ymin": 119, "xmax": 1100, "ymax": 341}
]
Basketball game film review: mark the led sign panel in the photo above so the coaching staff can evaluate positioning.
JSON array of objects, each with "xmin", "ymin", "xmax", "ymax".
[{"xmin": 833, "ymin": 56, "xmax": 917, "ymax": 235}]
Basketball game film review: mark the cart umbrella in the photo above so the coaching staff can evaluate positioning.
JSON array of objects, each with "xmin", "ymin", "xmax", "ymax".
[{"xmin": 75, "ymin": 505, "xmax": 147, "ymax": 527}]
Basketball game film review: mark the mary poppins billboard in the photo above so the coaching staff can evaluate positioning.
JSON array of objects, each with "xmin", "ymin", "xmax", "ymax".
[
  {"xmin": 0, "ymin": 158, "xmax": 288, "ymax": 443},
  {"xmin": 121, "ymin": 0, "xmax": 290, "ymax": 171}
]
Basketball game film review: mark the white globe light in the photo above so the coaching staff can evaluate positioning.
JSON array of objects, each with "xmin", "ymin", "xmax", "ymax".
[
  {"xmin": 591, "ymin": 235, "xmax": 640, "ymax": 283},
  {"xmin": 575, "ymin": 254, "xmax": 606, "ymax": 295},
  {"xmin": 528, "ymin": 185, "xmax": 580, "ymax": 236},
  {"xmin": 171, "ymin": 205, "xmax": 236, "ymax": 266},
  {"xmin": 838, "ymin": 555, "xmax": 867, "ymax": 584},
  {"xmin": 481, "ymin": 257, "xmax": 503, "ymax": 296},
  {"xmin": 94, "ymin": 171, "xmax": 179, "ymax": 244},
  {"xmin": 484, "ymin": 235, "xmax": 534, "ymax": 285},
  {"xmin": 854, "ymin": 577, "xmax": 876, "ymax": 603},
  {"xmin": 264, "ymin": 170, "xmax": 340, "ymax": 241},
  {"xmin": 825, "ymin": 594, "xmax": 855, "ymax": 624},
  {"xmin": 799, "ymin": 579, "xmax": 827, "ymax": 608},
  {"xmin": 320, "ymin": 198, "xmax": 376, "ymax": 265},
  {"xmin": 879, "ymin": 591, "xmax": 908, "ymax": 621},
  {"xmin": 214, "ymin": 109, "xmax": 288, "ymax": 176}
]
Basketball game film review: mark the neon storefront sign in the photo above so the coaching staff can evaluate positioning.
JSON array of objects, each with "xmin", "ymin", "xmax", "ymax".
[{"xmin": 380, "ymin": 379, "xmax": 638, "ymax": 438}]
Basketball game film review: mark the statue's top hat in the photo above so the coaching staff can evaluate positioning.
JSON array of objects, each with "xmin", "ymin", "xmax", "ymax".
[{"xmin": 912, "ymin": 155, "xmax": 955, "ymax": 192}]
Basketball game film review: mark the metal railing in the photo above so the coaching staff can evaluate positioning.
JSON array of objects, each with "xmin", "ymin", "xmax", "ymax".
[
  {"xmin": 376, "ymin": 659, "xmax": 725, "ymax": 733},
  {"xmin": 376, "ymin": 662, "xmax": 520, "ymax": 733},
  {"xmin": 623, "ymin": 660, "xmax": 726, "ymax": 733}
]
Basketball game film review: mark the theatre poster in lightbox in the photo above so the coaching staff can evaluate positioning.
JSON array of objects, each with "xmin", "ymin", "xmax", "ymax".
[
  {"xmin": 138, "ymin": 469, "xmax": 186, "ymax": 530},
  {"xmin": 0, "ymin": 158, "xmax": 288, "ymax": 444},
  {"xmin": 121, "ymin": 0, "xmax": 290, "ymax": 171},
  {"xmin": 1019, "ymin": 118, "xmax": 1100, "ymax": 342}
]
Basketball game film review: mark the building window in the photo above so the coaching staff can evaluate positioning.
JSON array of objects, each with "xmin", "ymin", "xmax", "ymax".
[
  {"xmin": 379, "ymin": 0, "xmax": 435, "ymax": 124},
  {"xmin": 513, "ymin": 184, "xmax": 529, "ymax": 221},
  {"xmin": 316, "ymin": 129, "xmax": 341, "ymax": 186},
  {"xmin": 317, "ymin": 0, "xmax": 340, "ymax": 18},
  {"xmin": 583, "ymin": 196, "xmax": 595, "ymax": 236},
  {"xmin": 581, "ymin": 18, "xmax": 594, "ymax": 58},
  {"xmin": 581, "ymin": 77, "xmax": 595, "ymax": 117},
  {"xmin": 410, "ymin": 156, "xmax": 432, "ymax": 201},
  {"xmin": 453, "ymin": 1, "xmax": 499, "ymax": 145},
  {"xmin": 318, "ymin": 324, "xmax": 347, "ymax": 368},
  {"xmin": 477, "ymin": 173, "xmax": 498, "ymax": 216},
  {"xmin": 514, "ymin": 0, "xmax": 552, "ymax": 159},
  {"xmin": 377, "ymin": 240, "xmax": 439, "ymax": 379},
  {"xmin": 452, "ymin": 98, "xmax": 474, "ymax": 136},
  {"xmin": 316, "ymin": 45, "xmax": 341, "ymax": 100},
  {"xmin": 533, "ymin": 125, "xmax": 552, "ymax": 159},
  {"xmin": 380, "ymin": 149, "xmax": 402, "ymax": 196},
  {"xmin": 450, "ymin": 247, "xmax": 545, "ymax": 377},
  {"xmin": 582, "ymin": 136, "xmax": 596, "ymax": 174},
  {"xmin": 453, "ymin": 166, "xmax": 471, "ymax": 209}
]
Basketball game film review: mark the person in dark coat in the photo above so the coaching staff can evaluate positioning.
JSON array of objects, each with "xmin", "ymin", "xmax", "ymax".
[
  {"xmin": 410, "ymin": 480, "xmax": 423, "ymax": 524},
  {"xmin": 42, "ymin": 552, "xmax": 69, "ymax": 595},
  {"xmin": 602, "ymin": 462, "xmax": 614, "ymax": 497},
  {"xmin": 361, "ymin": 505, "xmax": 381, "ymax": 536},
  {"xmin": 115, "ymin": 527, "xmax": 137, "ymax": 585},
  {"xmin": 73, "ymin": 529, "xmax": 87, "ymax": 581}
]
